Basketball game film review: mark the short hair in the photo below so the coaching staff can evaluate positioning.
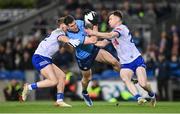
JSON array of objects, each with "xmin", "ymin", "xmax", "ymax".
[
  {"xmin": 57, "ymin": 17, "xmax": 65, "ymax": 26},
  {"xmin": 64, "ymin": 15, "xmax": 75, "ymax": 25},
  {"xmin": 109, "ymin": 10, "xmax": 123, "ymax": 20}
]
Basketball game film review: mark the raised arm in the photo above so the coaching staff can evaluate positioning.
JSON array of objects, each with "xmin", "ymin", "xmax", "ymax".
[
  {"xmin": 95, "ymin": 39, "xmax": 110, "ymax": 47},
  {"xmin": 58, "ymin": 35, "xmax": 69, "ymax": 43},
  {"xmin": 85, "ymin": 29, "xmax": 119, "ymax": 39},
  {"xmin": 83, "ymin": 25, "xmax": 98, "ymax": 45},
  {"xmin": 58, "ymin": 35, "xmax": 80, "ymax": 47},
  {"xmin": 83, "ymin": 36, "xmax": 97, "ymax": 45}
]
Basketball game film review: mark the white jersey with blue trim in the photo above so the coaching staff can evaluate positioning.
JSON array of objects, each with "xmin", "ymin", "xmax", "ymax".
[
  {"xmin": 111, "ymin": 24, "xmax": 141, "ymax": 64},
  {"xmin": 34, "ymin": 28, "xmax": 65, "ymax": 58}
]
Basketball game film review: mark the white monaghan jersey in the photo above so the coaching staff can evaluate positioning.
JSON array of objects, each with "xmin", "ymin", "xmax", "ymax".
[
  {"xmin": 34, "ymin": 28, "xmax": 65, "ymax": 58},
  {"xmin": 111, "ymin": 24, "xmax": 141, "ymax": 64}
]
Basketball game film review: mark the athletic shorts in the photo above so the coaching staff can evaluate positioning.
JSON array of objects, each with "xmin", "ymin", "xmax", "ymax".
[
  {"xmin": 76, "ymin": 47, "xmax": 100, "ymax": 71},
  {"xmin": 32, "ymin": 54, "xmax": 52, "ymax": 71},
  {"xmin": 121, "ymin": 56, "xmax": 146, "ymax": 73}
]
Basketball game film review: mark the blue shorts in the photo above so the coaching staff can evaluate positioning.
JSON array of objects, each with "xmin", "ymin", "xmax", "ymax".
[
  {"xmin": 76, "ymin": 47, "xmax": 100, "ymax": 71},
  {"xmin": 121, "ymin": 56, "xmax": 146, "ymax": 73},
  {"xmin": 32, "ymin": 54, "xmax": 52, "ymax": 71}
]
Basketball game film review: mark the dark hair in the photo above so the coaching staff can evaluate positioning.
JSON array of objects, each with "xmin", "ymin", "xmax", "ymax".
[
  {"xmin": 109, "ymin": 10, "xmax": 123, "ymax": 20},
  {"xmin": 56, "ymin": 17, "xmax": 65, "ymax": 26},
  {"xmin": 64, "ymin": 15, "xmax": 75, "ymax": 25}
]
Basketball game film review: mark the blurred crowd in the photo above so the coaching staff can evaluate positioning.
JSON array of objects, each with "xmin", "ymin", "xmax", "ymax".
[{"xmin": 0, "ymin": 0, "xmax": 180, "ymax": 101}]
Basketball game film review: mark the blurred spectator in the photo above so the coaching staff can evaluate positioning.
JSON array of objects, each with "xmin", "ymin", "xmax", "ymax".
[
  {"xmin": 154, "ymin": 1, "xmax": 172, "ymax": 19},
  {"xmin": 144, "ymin": 43, "xmax": 157, "ymax": 78},
  {"xmin": 144, "ymin": 3, "xmax": 156, "ymax": 25},
  {"xmin": 22, "ymin": 51, "xmax": 33, "ymax": 70},
  {"xmin": 88, "ymin": 80, "xmax": 103, "ymax": 100},
  {"xmin": 33, "ymin": 15, "xmax": 48, "ymax": 36},
  {"xmin": 169, "ymin": 24, "xmax": 180, "ymax": 37},
  {"xmin": 133, "ymin": 2, "xmax": 145, "ymax": 18},
  {"xmin": 24, "ymin": 38, "xmax": 37, "ymax": 56},
  {"xmin": 75, "ymin": 8, "xmax": 83, "ymax": 20},
  {"xmin": 80, "ymin": 0, "xmax": 94, "ymax": 11},
  {"xmin": 171, "ymin": 33, "xmax": 179, "ymax": 56},
  {"xmin": 4, "ymin": 43, "xmax": 15, "ymax": 70},
  {"xmin": 159, "ymin": 31, "xmax": 167, "ymax": 54},
  {"xmin": 158, "ymin": 31, "xmax": 173, "ymax": 60},
  {"xmin": 99, "ymin": 8, "xmax": 108, "ymax": 32},
  {"xmin": 122, "ymin": 0, "xmax": 133, "ymax": 16},
  {"xmin": 0, "ymin": 43, "xmax": 5, "ymax": 70},
  {"xmin": 156, "ymin": 53, "xmax": 169, "ymax": 101},
  {"xmin": 14, "ymin": 53, "xmax": 23, "ymax": 70},
  {"xmin": 169, "ymin": 54, "xmax": 180, "ymax": 79},
  {"xmin": 65, "ymin": 0, "xmax": 79, "ymax": 11},
  {"xmin": 133, "ymin": 30, "xmax": 144, "ymax": 52},
  {"xmin": 3, "ymin": 79, "xmax": 22, "ymax": 101}
]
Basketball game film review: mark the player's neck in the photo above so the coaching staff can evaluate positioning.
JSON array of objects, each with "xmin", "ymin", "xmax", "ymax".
[{"xmin": 115, "ymin": 22, "xmax": 122, "ymax": 28}]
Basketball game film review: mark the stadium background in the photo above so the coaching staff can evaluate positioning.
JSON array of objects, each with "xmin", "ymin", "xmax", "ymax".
[{"xmin": 0, "ymin": 0, "xmax": 180, "ymax": 104}]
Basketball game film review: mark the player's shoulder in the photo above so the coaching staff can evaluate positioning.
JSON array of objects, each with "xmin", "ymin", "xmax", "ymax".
[
  {"xmin": 114, "ymin": 24, "xmax": 129, "ymax": 33},
  {"xmin": 115, "ymin": 24, "xmax": 127, "ymax": 29},
  {"xmin": 52, "ymin": 28, "xmax": 65, "ymax": 35}
]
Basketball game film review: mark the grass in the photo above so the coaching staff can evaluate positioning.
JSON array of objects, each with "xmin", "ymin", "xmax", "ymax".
[{"xmin": 0, "ymin": 101, "xmax": 180, "ymax": 113}]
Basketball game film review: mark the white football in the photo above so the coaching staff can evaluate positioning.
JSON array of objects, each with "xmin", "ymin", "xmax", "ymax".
[{"xmin": 84, "ymin": 11, "xmax": 96, "ymax": 25}]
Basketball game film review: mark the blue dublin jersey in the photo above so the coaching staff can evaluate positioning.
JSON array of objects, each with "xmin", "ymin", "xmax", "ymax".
[{"xmin": 66, "ymin": 20, "xmax": 95, "ymax": 59}]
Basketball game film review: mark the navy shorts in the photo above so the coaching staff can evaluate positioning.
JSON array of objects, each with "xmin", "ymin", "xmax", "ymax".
[
  {"xmin": 76, "ymin": 47, "xmax": 100, "ymax": 71},
  {"xmin": 32, "ymin": 54, "xmax": 52, "ymax": 71},
  {"xmin": 121, "ymin": 56, "xmax": 146, "ymax": 73}
]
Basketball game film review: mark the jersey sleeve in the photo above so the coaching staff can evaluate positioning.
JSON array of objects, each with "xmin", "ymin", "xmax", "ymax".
[
  {"xmin": 113, "ymin": 27, "xmax": 122, "ymax": 38},
  {"xmin": 53, "ymin": 29, "xmax": 65, "ymax": 39}
]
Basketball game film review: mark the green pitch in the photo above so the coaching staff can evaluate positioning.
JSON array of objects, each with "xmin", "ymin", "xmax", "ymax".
[{"xmin": 0, "ymin": 101, "xmax": 180, "ymax": 113}]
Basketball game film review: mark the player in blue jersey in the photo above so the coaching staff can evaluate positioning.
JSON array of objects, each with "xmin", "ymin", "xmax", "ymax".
[
  {"xmin": 85, "ymin": 10, "xmax": 156, "ymax": 107},
  {"xmin": 63, "ymin": 15, "xmax": 120, "ymax": 107},
  {"xmin": 21, "ymin": 17, "xmax": 81, "ymax": 107}
]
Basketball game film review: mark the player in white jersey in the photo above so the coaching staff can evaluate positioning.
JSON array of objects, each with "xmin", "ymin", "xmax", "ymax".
[
  {"xmin": 21, "ymin": 17, "xmax": 80, "ymax": 107},
  {"xmin": 85, "ymin": 10, "xmax": 156, "ymax": 107}
]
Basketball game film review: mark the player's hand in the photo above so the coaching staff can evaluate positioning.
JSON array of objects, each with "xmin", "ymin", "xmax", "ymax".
[
  {"xmin": 69, "ymin": 39, "xmax": 80, "ymax": 47},
  {"xmin": 91, "ymin": 36, "xmax": 97, "ymax": 44},
  {"xmin": 85, "ymin": 28, "xmax": 95, "ymax": 36}
]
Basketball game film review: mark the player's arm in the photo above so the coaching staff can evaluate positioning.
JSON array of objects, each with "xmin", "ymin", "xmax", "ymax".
[
  {"xmin": 83, "ymin": 36, "xmax": 97, "ymax": 45},
  {"xmin": 58, "ymin": 35, "xmax": 69, "ymax": 43},
  {"xmin": 58, "ymin": 35, "xmax": 80, "ymax": 47},
  {"xmin": 83, "ymin": 24, "xmax": 98, "ymax": 45},
  {"xmin": 85, "ymin": 29, "xmax": 119, "ymax": 39},
  {"xmin": 95, "ymin": 39, "xmax": 110, "ymax": 47}
]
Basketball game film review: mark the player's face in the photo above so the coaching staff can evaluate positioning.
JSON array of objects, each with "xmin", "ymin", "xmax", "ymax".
[
  {"xmin": 108, "ymin": 15, "xmax": 120, "ymax": 28},
  {"xmin": 68, "ymin": 21, "xmax": 78, "ymax": 32},
  {"xmin": 60, "ymin": 23, "xmax": 67, "ymax": 32}
]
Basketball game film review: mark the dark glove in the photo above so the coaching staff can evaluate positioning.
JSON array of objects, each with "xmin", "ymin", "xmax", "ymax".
[{"xmin": 84, "ymin": 9, "xmax": 98, "ymax": 25}]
